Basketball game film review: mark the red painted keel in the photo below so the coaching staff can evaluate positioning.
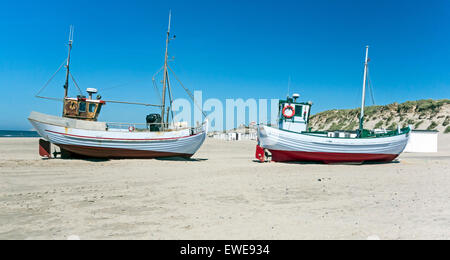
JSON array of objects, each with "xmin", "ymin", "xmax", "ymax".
[
  {"xmin": 269, "ymin": 150, "xmax": 399, "ymax": 163},
  {"xmin": 57, "ymin": 144, "xmax": 193, "ymax": 159}
]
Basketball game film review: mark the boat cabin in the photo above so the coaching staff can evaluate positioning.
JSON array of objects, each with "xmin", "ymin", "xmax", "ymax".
[
  {"xmin": 278, "ymin": 93, "xmax": 312, "ymax": 133},
  {"xmin": 63, "ymin": 88, "xmax": 105, "ymax": 121}
]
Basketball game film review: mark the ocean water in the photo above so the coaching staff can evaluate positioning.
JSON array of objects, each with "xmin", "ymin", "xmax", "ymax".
[{"xmin": 0, "ymin": 130, "xmax": 40, "ymax": 138}]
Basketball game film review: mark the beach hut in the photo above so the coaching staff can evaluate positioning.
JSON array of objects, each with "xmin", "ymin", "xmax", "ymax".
[{"xmin": 404, "ymin": 130, "xmax": 438, "ymax": 153}]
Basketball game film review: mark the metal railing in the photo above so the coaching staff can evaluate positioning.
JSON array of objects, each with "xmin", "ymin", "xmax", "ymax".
[{"xmin": 105, "ymin": 121, "xmax": 205, "ymax": 134}]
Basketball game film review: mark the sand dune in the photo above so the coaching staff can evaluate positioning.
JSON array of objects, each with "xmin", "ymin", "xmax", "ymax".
[{"xmin": 0, "ymin": 136, "xmax": 449, "ymax": 240}]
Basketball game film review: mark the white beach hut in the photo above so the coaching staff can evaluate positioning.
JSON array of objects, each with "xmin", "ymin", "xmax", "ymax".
[{"xmin": 404, "ymin": 130, "xmax": 438, "ymax": 153}]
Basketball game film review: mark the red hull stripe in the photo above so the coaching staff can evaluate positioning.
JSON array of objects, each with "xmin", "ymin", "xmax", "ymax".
[
  {"xmin": 45, "ymin": 129, "xmax": 200, "ymax": 141},
  {"xmin": 58, "ymin": 144, "xmax": 192, "ymax": 159},
  {"xmin": 269, "ymin": 149, "xmax": 399, "ymax": 163}
]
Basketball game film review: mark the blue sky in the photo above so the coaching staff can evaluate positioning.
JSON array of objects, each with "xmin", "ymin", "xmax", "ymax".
[{"xmin": 1, "ymin": 0, "xmax": 449, "ymax": 130}]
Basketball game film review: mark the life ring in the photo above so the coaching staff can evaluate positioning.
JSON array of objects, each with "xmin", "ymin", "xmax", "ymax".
[
  {"xmin": 282, "ymin": 105, "xmax": 295, "ymax": 118},
  {"xmin": 128, "ymin": 126, "xmax": 135, "ymax": 132}
]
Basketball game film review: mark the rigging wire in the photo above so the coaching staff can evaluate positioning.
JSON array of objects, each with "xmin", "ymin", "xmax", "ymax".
[
  {"xmin": 35, "ymin": 59, "xmax": 67, "ymax": 97},
  {"xmin": 166, "ymin": 71, "xmax": 175, "ymax": 124},
  {"xmin": 152, "ymin": 66, "xmax": 164, "ymax": 103},
  {"xmin": 168, "ymin": 65, "xmax": 207, "ymax": 118},
  {"xmin": 367, "ymin": 67, "xmax": 376, "ymax": 106},
  {"xmin": 69, "ymin": 71, "xmax": 84, "ymax": 96},
  {"xmin": 35, "ymin": 59, "xmax": 83, "ymax": 99},
  {"xmin": 101, "ymin": 83, "xmax": 128, "ymax": 93},
  {"xmin": 101, "ymin": 82, "xmax": 138, "ymax": 93},
  {"xmin": 35, "ymin": 96, "xmax": 64, "ymax": 102},
  {"xmin": 100, "ymin": 78, "xmax": 151, "ymax": 94}
]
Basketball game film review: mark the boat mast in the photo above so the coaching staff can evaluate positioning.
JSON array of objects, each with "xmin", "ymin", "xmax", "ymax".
[
  {"xmin": 161, "ymin": 11, "xmax": 172, "ymax": 128},
  {"xmin": 359, "ymin": 45, "xmax": 369, "ymax": 132},
  {"xmin": 64, "ymin": 26, "xmax": 74, "ymax": 98}
]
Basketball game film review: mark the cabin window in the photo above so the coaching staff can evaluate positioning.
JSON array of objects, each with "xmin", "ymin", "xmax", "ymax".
[
  {"xmin": 295, "ymin": 105, "xmax": 303, "ymax": 117},
  {"xmin": 79, "ymin": 102, "xmax": 86, "ymax": 112},
  {"xmin": 89, "ymin": 103, "xmax": 97, "ymax": 113},
  {"xmin": 96, "ymin": 105, "xmax": 102, "ymax": 114}
]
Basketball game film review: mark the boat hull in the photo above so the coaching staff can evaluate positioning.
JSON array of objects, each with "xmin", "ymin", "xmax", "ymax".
[
  {"xmin": 258, "ymin": 125, "xmax": 410, "ymax": 163},
  {"xmin": 269, "ymin": 150, "xmax": 398, "ymax": 163},
  {"xmin": 58, "ymin": 144, "xmax": 193, "ymax": 159},
  {"xmin": 29, "ymin": 112, "xmax": 206, "ymax": 159}
]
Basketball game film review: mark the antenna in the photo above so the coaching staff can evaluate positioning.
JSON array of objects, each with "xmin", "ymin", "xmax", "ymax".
[
  {"xmin": 287, "ymin": 75, "xmax": 291, "ymax": 98},
  {"xmin": 64, "ymin": 25, "xmax": 74, "ymax": 98},
  {"xmin": 168, "ymin": 10, "xmax": 172, "ymax": 33},
  {"xmin": 68, "ymin": 25, "xmax": 74, "ymax": 43}
]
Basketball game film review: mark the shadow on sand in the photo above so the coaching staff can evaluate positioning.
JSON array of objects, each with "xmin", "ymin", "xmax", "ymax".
[
  {"xmin": 48, "ymin": 147, "xmax": 208, "ymax": 162},
  {"xmin": 52, "ymin": 156, "xmax": 111, "ymax": 162},
  {"xmin": 252, "ymin": 159, "xmax": 401, "ymax": 165},
  {"xmin": 156, "ymin": 157, "xmax": 208, "ymax": 162},
  {"xmin": 52, "ymin": 155, "xmax": 207, "ymax": 162}
]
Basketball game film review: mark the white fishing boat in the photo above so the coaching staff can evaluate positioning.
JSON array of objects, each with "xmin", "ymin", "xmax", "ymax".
[
  {"xmin": 29, "ymin": 13, "xmax": 207, "ymax": 159},
  {"xmin": 256, "ymin": 46, "xmax": 410, "ymax": 163}
]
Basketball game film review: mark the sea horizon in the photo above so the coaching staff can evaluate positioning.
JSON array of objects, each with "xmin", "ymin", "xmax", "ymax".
[{"xmin": 0, "ymin": 130, "xmax": 40, "ymax": 138}]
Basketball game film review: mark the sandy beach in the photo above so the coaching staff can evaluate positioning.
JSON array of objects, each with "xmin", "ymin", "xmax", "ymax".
[{"xmin": 0, "ymin": 136, "xmax": 449, "ymax": 240}]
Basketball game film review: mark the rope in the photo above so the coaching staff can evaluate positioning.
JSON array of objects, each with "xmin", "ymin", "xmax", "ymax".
[
  {"xmin": 69, "ymin": 71, "xmax": 84, "ymax": 95},
  {"xmin": 102, "ymin": 100, "xmax": 163, "ymax": 107},
  {"xmin": 100, "ymin": 78, "xmax": 149, "ymax": 94},
  {"xmin": 35, "ymin": 96, "xmax": 63, "ymax": 102},
  {"xmin": 152, "ymin": 66, "xmax": 164, "ymax": 103},
  {"xmin": 168, "ymin": 65, "xmax": 207, "ymax": 118},
  {"xmin": 166, "ymin": 70, "xmax": 175, "ymax": 124},
  {"xmin": 367, "ymin": 67, "xmax": 376, "ymax": 105},
  {"xmin": 35, "ymin": 59, "xmax": 67, "ymax": 97}
]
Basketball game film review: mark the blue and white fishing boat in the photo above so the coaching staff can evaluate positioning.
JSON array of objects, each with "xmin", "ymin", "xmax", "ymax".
[
  {"xmin": 29, "ymin": 13, "xmax": 207, "ymax": 159},
  {"xmin": 256, "ymin": 46, "xmax": 410, "ymax": 163}
]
